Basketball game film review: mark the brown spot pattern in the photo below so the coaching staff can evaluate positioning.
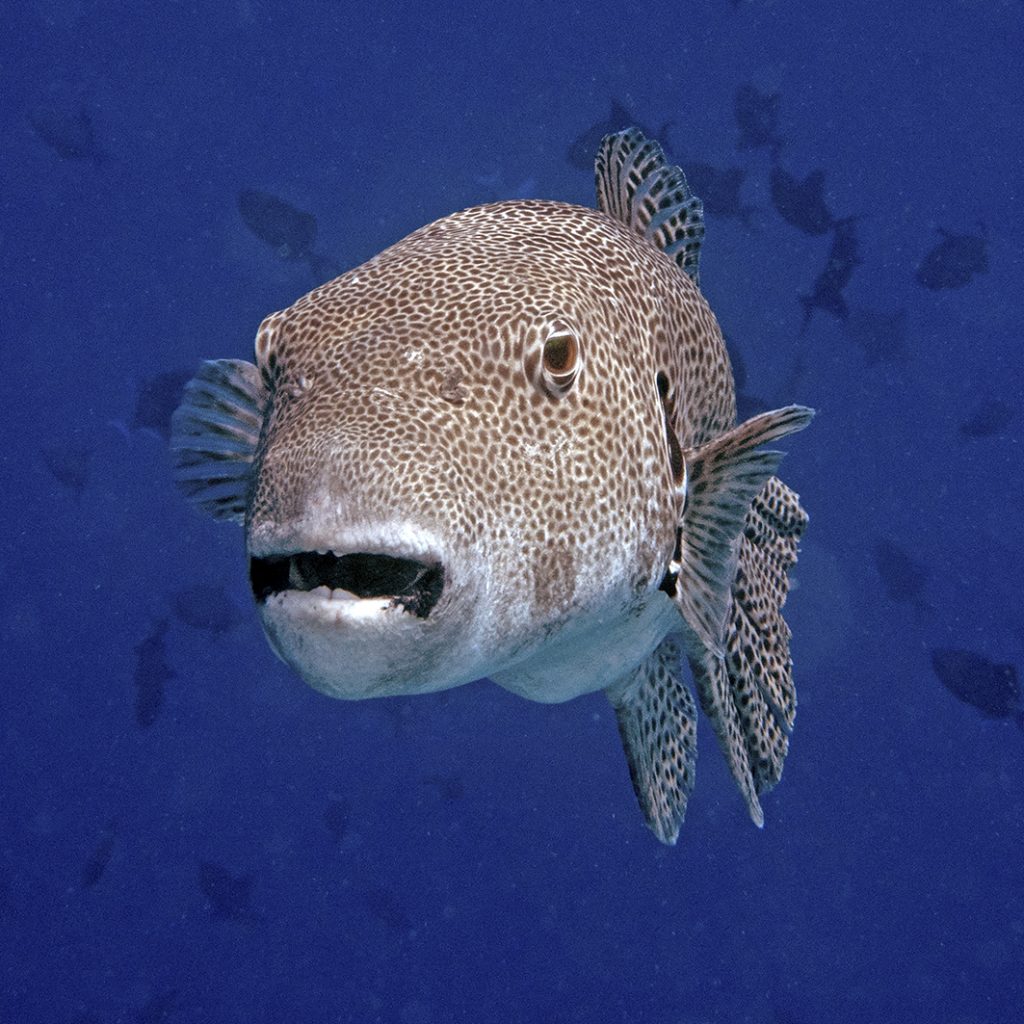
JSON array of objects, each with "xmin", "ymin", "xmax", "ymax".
[{"xmin": 244, "ymin": 200, "xmax": 734, "ymax": 626}]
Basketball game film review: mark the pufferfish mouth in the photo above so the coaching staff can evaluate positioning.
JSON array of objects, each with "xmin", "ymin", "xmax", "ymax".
[{"xmin": 249, "ymin": 551, "xmax": 446, "ymax": 619}]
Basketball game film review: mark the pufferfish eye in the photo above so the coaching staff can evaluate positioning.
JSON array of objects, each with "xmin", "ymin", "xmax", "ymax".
[{"xmin": 525, "ymin": 320, "xmax": 583, "ymax": 399}]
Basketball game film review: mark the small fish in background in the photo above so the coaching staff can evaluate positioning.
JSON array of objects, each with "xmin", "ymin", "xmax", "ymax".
[
  {"xmin": 915, "ymin": 226, "xmax": 988, "ymax": 290},
  {"xmin": 170, "ymin": 583, "xmax": 245, "ymax": 636},
  {"xmin": 842, "ymin": 307, "xmax": 909, "ymax": 368},
  {"xmin": 238, "ymin": 188, "xmax": 316, "ymax": 258},
  {"xmin": 41, "ymin": 444, "xmax": 91, "ymax": 497},
  {"xmin": 931, "ymin": 649, "xmax": 1022, "ymax": 729},
  {"xmin": 362, "ymin": 884, "xmax": 411, "ymax": 930},
  {"xmin": 80, "ymin": 818, "xmax": 118, "ymax": 889},
  {"xmin": 238, "ymin": 191, "xmax": 337, "ymax": 276},
  {"xmin": 473, "ymin": 167, "xmax": 539, "ymax": 202},
  {"xmin": 959, "ymin": 397, "xmax": 1016, "ymax": 439},
  {"xmin": 28, "ymin": 104, "xmax": 105, "ymax": 163},
  {"xmin": 421, "ymin": 773, "xmax": 465, "ymax": 801},
  {"xmin": 799, "ymin": 217, "xmax": 861, "ymax": 332},
  {"xmin": 769, "ymin": 165, "xmax": 835, "ymax": 236},
  {"xmin": 237, "ymin": 189, "xmax": 340, "ymax": 284},
  {"xmin": 734, "ymin": 83, "xmax": 783, "ymax": 156},
  {"xmin": 132, "ymin": 369, "xmax": 193, "ymax": 440},
  {"xmin": 873, "ymin": 538, "xmax": 932, "ymax": 613},
  {"xmin": 133, "ymin": 619, "xmax": 174, "ymax": 729},
  {"xmin": 197, "ymin": 860, "xmax": 257, "ymax": 922},
  {"xmin": 566, "ymin": 99, "xmax": 672, "ymax": 170},
  {"xmin": 136, "ymin": 988, "xmax": 180, "ymax": 1024},
  {"xmin": 683, "ymin": 161, "xmax": 757, "ymax": 227},
  {"xmin": 323, "ymin": 794, "xmax": 351, "ymax": 843}
]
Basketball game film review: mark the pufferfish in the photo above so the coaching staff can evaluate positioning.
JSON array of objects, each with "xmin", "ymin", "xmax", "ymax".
[{"xmin": 171, "ymin": 129, "xmax": 813, "ymax": 844}]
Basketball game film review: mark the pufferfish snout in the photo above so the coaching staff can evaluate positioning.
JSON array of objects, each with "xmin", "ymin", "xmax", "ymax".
[{"xmin": 171, "ymin": 128, "xmax": 813, "ymax": 846}]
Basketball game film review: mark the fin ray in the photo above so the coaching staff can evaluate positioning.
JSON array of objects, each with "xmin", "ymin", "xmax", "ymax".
[
  {"xmin": 170, "ymin": 359, "xmax": 268, "ymax": 524},
  {"xmin": 594, "ymin": 128, "xmax": 706, "ymax": 285},
  {"xmin": 671, "ymin": 407, "xmax": 812, "ymax": 824},
  {"xmin": 607, "ymin": 637, "xmax": 698, "ymax": 845}
]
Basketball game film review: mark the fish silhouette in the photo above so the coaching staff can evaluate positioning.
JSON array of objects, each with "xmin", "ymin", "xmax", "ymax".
[
  {"xmin": 873, "ymin": 538, "xmax": 932, "ymax": 614},
  {"xmin": 170, "ymin": 583, "xmax": 245, "ymax": 635},
  {"xmin": 566, "ymin": 100, "xmax": 672, "ymax": 170},
  {"xmin": 931, "ymin": 649, "xmax": 1022, "ymax": 728},
  {"xmin": 723, "ymin": 340, "xmax": 769, "ymax": 419},
  {"xmin": 800, "ymin": 218, "xmax": 861, "ymax": 332},
  {"xmin": 133, "ymin": 619, "xmax": 174, "ymax": 728},
  {"xmin": 28, "ymin": 105, "xmax": 105, "ymax": 163},
  {"xmin": 197, "ymin": 860, "xmax": 258, "ymax": 922},
  {"xmin": 238, "ymin": 189, "xmax": 341, "ymax": 285},
  {"xmin": 734, "ymin": 84, "xmax": 783, "ymax": 156},
  {"xmin": 41, "ymin": 444, "xmax": 91, "ymax": 497},
  {"xmin": 323, "ymin": 794, "xmax": 351, "ymax": 842},
  {"xmin": 915, "ymin": 226, "xmax": 988, "ymax": 289},
  {"xmin": 421, "ymin": 773, "xmax": 465, "ymax": 801},
  {"xmin": 842, "ymin": 308, "xmax": 909, "ymax": 367},
  {"xmin": 133, "ymin": 370, "xmax": 192, "ymax": 439},
  {"xmin": 959, "ymin": 397, "xmax": 1015, "ymax": 439},
  {"xmin": 362, "ymin": 884, "xmax": 411, "ymax": 930},
  {"xmin": 80, "ymin": 818, "xmax": 118, "ymax": 889},
  {"xmin": 683, "ymin": 161, "xmax": 757, "ymax": 227},
  {"xmin": 769, "ymin": 165, "xmax": 835, "ymax": 236}
]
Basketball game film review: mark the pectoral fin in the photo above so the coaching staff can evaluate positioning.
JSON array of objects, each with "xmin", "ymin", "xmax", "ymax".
[
  {"xmin": 672, "ymin": 405, "xmax": 812, "ymax": 651},
  {"xmin": 170, "ymin": 359, "xmax": 268, "ymax": 523},
  {"xmin": 668, "ymin": 405, "xmax": 813, "ymax": 826}
]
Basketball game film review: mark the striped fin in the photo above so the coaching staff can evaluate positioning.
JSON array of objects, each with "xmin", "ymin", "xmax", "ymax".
[
  {"xmin": 688, "ymin": 640, "xmax": 763, "ymax": 826},
  {"xmin": 170, "ymin": 359, "xmax": 268, "ymax": 523},
  {"xmin": 606, "ymin": 636, "xmax": 698, "ymax": 845},
  {"xmin": 674, "ymin": 406, "xmax": 813, "ymax": 653},
  {"xmin": 724, "ymin": 478, "xmax": 808, "ymax": 796},
  {"xmin": 671, "ymin": 406, "xmax": 813, "ymax": 825},
  {"xmin": 594, "ymin": 127, "xmax": 705, "ymax": 285}
]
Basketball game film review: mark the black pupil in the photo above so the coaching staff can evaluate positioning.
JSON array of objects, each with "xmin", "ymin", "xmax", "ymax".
[{"xmin": 543, "ymin": 333, "xmax": 575, "ymax": 374}]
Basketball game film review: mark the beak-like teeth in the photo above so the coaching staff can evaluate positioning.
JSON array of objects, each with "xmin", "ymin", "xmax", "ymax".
[{"xmin": 250, "ymin": 551, "xmax": 445, "ymax": 619}]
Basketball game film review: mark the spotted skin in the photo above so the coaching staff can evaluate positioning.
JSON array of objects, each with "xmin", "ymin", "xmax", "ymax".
[
  {"xmin": 171, "ymin": 132, "xmax": 812, "ymax": 844},
  {"xmin": 244, "ymin": 200, "xmax": 735, "ymax": 681}
]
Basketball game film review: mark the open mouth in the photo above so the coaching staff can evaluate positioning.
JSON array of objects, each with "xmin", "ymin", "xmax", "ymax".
[{"xmin": 250, "ymin": 551, "xmax": 445, "ymax": 619}]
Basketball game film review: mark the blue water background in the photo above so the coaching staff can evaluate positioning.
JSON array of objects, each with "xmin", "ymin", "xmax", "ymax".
[{"xmin": 2, "ymin": 2, "xmax": 1022, "ymax": 1021}]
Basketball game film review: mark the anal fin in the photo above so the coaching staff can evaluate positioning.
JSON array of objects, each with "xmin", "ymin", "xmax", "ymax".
[{"xmin": 606, "ymin": 636, "xmax": 698, "ymax": 846}]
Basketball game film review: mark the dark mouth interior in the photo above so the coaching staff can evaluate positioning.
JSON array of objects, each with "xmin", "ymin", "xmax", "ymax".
[{"xmin": 250, "ymin": 552, "xmax": 445, "ymax": 619}]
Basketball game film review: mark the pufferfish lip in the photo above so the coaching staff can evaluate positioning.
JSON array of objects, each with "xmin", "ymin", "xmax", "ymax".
[{"xmin": 249, "ymin": 550, "xmax": 446, "ymax": 619}]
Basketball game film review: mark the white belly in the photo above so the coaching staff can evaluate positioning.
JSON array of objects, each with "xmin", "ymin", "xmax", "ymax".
[{"xmin": 489, "ymin": 590, "xmax": 680, "ymax": 703}]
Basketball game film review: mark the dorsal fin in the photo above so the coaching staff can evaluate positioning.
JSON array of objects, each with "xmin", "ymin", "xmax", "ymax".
[{"xmin": 594, "ymin": 127, "xmax": 705, "ymax": 285}]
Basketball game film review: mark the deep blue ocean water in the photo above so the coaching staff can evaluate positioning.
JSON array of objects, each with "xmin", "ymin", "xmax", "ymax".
[{"xmin": 3, "ymin": 2, "xmax": 1022, "ymax": 1022}]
